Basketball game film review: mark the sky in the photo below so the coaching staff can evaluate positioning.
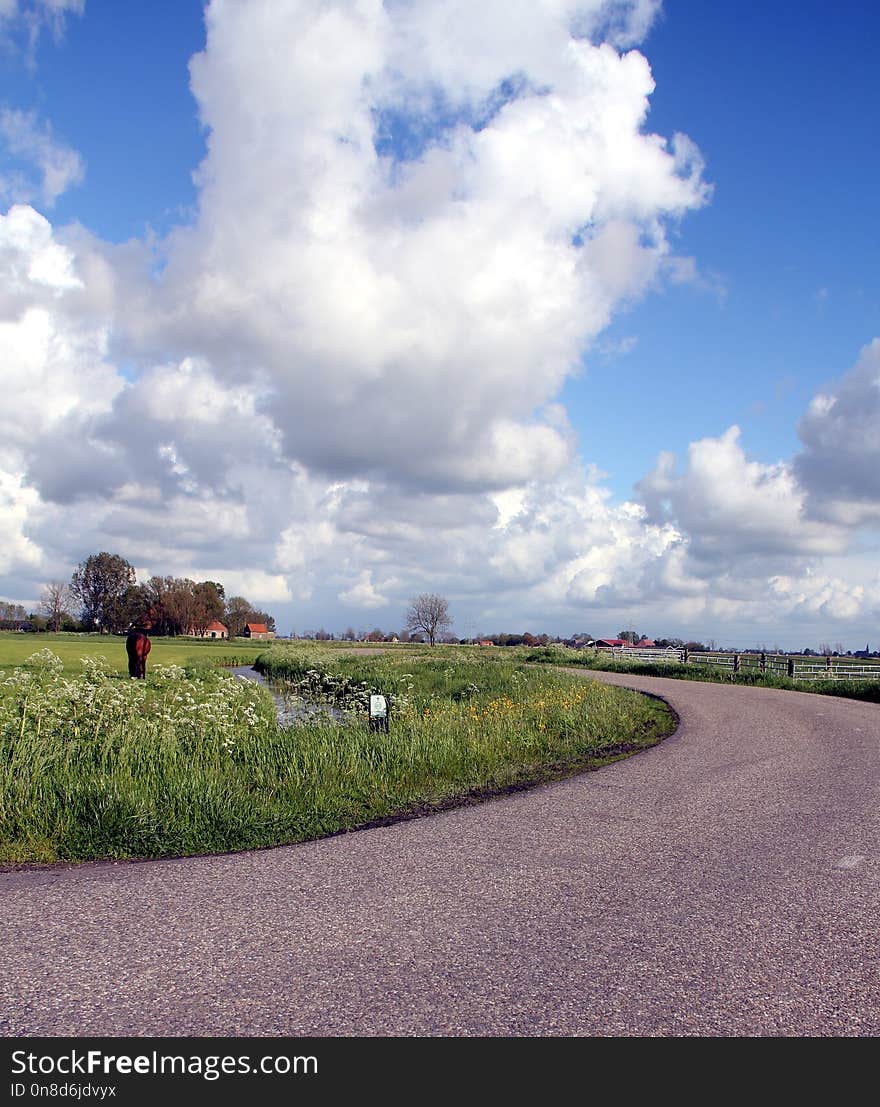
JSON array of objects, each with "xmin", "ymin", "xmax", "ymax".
[{"xmin": 1, "ymin": 0, "xmax": 878, "ymax": 648}]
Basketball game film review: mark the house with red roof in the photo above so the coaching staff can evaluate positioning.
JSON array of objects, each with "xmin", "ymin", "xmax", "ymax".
[
  {"xmin": 243, "ymin": 622, "xmax": 275, "ymax": 640},
  {"xmin": 188, "ymin": 620, "xmax": 229, "ymax": 639}
]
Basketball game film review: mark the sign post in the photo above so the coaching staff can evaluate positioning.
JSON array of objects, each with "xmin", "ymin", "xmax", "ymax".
[{"xmin": 369, "ymin": 694, "xmax": 389, "ymax": 733}]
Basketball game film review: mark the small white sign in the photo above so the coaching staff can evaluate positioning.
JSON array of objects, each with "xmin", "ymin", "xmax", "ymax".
[{"xmin": 369, "ymin": 694, "xmax": 388, "ymax": 718}]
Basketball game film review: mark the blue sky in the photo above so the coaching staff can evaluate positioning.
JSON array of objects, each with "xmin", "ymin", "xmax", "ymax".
[
  {"xmin": 569, "ymin": 0, "xmax": 880, "ymax": 496},
  {"xmin": 1, "ymin": 1, "xmax": 878, "ymax": 646},
  {"xmin": 0, "ymin": 0, "xmax": 206, "ymax": 241}
]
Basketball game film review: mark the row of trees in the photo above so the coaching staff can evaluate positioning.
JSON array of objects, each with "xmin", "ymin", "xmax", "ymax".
[
  {"xmin": 0, "ymin": 600, "xmax": 30, "ymax": 631},
  {"xmin": 298, "ymin": 594, "xmax": 455, "ymax": 647},
  {"xmin": 14, "ymin": 553, "xmax": 275, "ymax": 638}
]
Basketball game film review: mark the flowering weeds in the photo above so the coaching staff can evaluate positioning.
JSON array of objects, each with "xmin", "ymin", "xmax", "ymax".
[
  {"xmin": 1, "ymin": 650, "xmax": 273, "ymax": 747},
  {"xmin": 1, "ymin": 646, "xmax": 673, "ymax": 863}
]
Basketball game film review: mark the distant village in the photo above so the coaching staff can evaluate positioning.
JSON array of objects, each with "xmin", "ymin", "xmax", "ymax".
[{"xmin": 287, "ymin": 626, "xmax": 877, "ymax": 659}]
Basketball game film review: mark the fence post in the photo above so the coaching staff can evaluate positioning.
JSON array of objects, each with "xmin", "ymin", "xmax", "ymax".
[
  {"xmin": 683, "ymin": 648, "xmax": 689, "ymax": 665},
  {"xmin": 760, "ymin": 652, "xmax": 766, "ymax": 673},
  {"xmin": 826, "ymin": 654, "xmax": 832, "ymax": 674},
  {"xmin": 787, "ymin": 657, "xmax": 795, "ymax": 679},
  {"xmin": 734, "ymin": 653, "xmax": 740, "ymax": 673}
]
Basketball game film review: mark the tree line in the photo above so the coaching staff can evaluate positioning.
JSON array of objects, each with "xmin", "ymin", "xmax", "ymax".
[{"xmin": 1, "ymin": 552, "xmax": 275, "ymax": 638}]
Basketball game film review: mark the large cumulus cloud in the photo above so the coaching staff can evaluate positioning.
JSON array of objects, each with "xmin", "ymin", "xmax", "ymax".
[{"xmin": 121, "ymin": 0, "xmax": 710, "ymax": 491}]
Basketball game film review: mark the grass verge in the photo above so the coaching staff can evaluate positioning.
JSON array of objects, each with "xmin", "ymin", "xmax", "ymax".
[
  {"xmin": 1, "ymin": 646, "xmax": 674, "ymax": 864},
  {"xmin": 521, "ymin": 645, "xmax": 880, "ymax": 704}
]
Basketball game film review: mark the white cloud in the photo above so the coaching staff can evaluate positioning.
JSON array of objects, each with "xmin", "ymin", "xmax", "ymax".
[
  {"xmin": 0, "ymin": 0, "xmax": 83, "ymax": 45},
  {"xmin": 769, "ymin": 572, "xmax": 870, "ymax": 624},
  {"xmin": 126, "ymin": 0, "xmax": 709, "ymax": 495},
  {"xmin": 338, "ymin": 571, "xmax": 389, "ymax": 609},
  {"xmin": 637, "ymin": 426, "xmax": 847, "ymax": 562},
  {"xmin": 0, "ymin": 203, "xmax": 82, "ymax": 297},
  {"xmin": 0, "ymin": 467, "xmax": 42, "ymax": 575},
  {"xmin": 0, "ymin": 110, "xmax": 85, "ymax": 207},
  {"xmin": 795, "ymin": 338, "xmax": 880, "ymax": 525}
]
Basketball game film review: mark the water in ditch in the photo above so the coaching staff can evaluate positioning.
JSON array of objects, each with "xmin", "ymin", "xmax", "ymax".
[{"xmin": 230, "ymin": 665, "xmax": 343, "ymax": 726}]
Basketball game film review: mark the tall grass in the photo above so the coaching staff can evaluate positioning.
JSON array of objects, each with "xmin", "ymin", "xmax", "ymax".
[{"xmin": 1, "ymin": 647, "xmax": 674, "ymax": 863}]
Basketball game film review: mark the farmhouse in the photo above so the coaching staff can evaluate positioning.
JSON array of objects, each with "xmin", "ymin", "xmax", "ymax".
[
  {"xmin": 243, "ymin": 622, "xmax": 275, "ymax": 640},
  {"xmin": 595, "ymin": 638, "xmax": 629, "ymax": 648},
  {"xmin": 189, "ymin": 621, "xmax": 229, "ymax": 639}
]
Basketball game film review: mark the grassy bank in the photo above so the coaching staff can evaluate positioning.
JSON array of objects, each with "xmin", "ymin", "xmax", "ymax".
[
  {"xmin": 521, "ymin": 645, "xmax": 880, "ymax": 704},
  {"xmin": 1, "ymin": 645, "xmax": 673, "ymax": 864}
]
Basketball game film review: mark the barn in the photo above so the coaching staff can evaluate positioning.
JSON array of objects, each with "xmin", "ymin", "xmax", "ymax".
[{"xmin": 242, "ymin": 622, "xmax": 275, "ymax": 640}]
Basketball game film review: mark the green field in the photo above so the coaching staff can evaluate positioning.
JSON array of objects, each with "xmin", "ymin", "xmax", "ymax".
[
  {"xmin": 0, "ymin": 642, "xmax": 674, "ymax": 863},
  {"xmin": 0, "ymin": 631, "xmax": 266, "ymax": 673}
]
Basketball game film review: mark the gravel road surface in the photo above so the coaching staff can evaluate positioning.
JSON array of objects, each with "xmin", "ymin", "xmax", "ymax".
[{"xmin": 2, "ymin": 670, "xmax": 877, "ymax": 1036}]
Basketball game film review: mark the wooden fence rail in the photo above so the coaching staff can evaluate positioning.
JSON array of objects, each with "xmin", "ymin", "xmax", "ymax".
[{"xmin": 593, "ymin": 647, "xmax": 880, "ymax": 683}]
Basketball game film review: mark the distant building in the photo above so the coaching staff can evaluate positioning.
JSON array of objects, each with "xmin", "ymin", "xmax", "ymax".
[
  {"xmin": 188, "ymin": 620, "xmax": 229, "ymax": 639},
  {"xmin": 478, "ymin": 639, "xmax": 495, "ymax": 647},
  {"xmin": 243, "ymin": 622, "xmax": 275, "ymax": 640},
  {"xmin": 595, "ymin": 638, "xmax": 629, "ymax": 648},
  {"xmin": 634, "ymin": 638, "xmax": 656, "ymax": 648}
]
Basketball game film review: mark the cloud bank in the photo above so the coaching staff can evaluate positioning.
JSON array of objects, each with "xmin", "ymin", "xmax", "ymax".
[{"xmin": 1, "ymin": 0, "xmax": 878, "ymax": 645}]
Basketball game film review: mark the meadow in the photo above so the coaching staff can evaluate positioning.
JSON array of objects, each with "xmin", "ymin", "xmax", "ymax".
[
  {"xmin": 0, "ymin": 640, "xmax": 673, "ymax": 864},
  {"xmin": 0, "ymin": 631, "xmax": 265, "ymax": 672}
]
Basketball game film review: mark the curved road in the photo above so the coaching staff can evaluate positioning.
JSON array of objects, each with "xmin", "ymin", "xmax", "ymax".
[{"xmin": 1, "ymin": 670, "xmax": 878, "ymax": 1036}]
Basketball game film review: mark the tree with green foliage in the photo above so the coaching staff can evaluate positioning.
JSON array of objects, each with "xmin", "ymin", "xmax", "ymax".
[
  {"xmin": 224, "ymin": 596, "xmax": 254, "ymax": 638},
  {"xmin": 191, "ymin": 581, "xmax": 226, "ymax": 635},
  {"xmin": 70, "ymin": 552, "xmax": 136, "ymax": 633},
  {"xmin": 224, "ymin": 595, "xmax": 275, "ymax": 638}
]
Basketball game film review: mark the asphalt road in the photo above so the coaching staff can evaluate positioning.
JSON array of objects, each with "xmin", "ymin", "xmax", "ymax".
[{"xmin": 2, "ymin": 670, "xmax": 878, "ymax": 1036}]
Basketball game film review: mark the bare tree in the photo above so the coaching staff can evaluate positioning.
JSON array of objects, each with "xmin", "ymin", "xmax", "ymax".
[
  {"xmin": 39, "ymin": 581, "xmax": 74, "ymax": 632},
  {"xmin": 405, "ymin": 593, "xmax": 452, "ymax": 647}
]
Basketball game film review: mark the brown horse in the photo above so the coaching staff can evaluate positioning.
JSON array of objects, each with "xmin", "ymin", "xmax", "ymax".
[{"xmin": 126, "ymin": 628, "xmax": 151, "ymax": 679}]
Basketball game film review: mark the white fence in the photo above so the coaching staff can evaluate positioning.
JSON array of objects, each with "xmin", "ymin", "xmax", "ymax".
[{"xmin": 593, "ymin": 646, "xmax": 880, "ymax": 683}]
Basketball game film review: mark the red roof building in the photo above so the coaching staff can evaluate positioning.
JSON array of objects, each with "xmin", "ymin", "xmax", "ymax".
[
  {"xmin": 243, "ymin": 622, "xmax": 275, "ymax": 640},
  {"xmin": 188, "ymin": 620, "xmax": 229, "ymax": 639}
]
